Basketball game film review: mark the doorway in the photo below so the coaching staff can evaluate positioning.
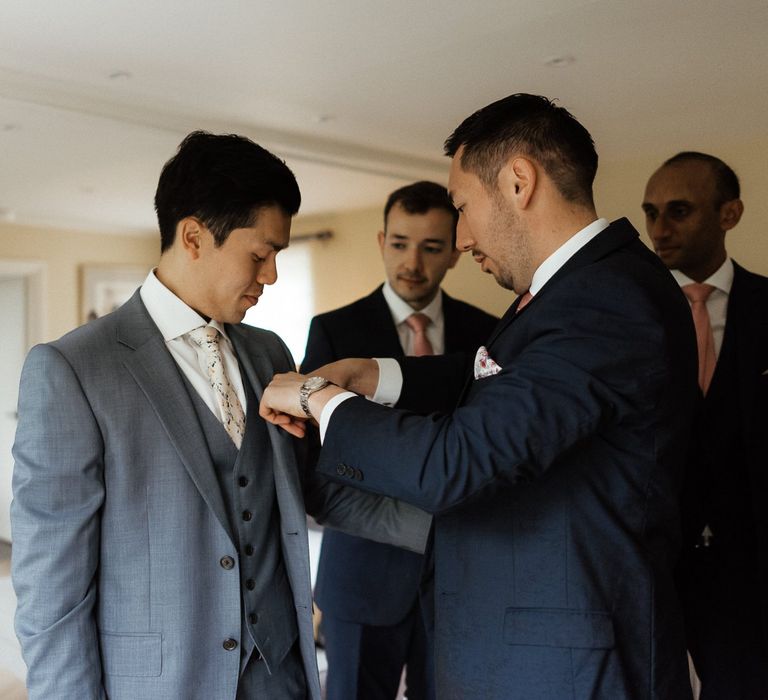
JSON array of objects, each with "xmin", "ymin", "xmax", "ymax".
[{"xmin": 0, "ymin": 261, "xmax": 46, "ymax": 543}]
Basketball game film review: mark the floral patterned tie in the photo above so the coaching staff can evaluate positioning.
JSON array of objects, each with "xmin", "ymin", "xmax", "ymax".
[{"xmin": 187, "ymin": 326, "xmax": 246, "ymax": 447}]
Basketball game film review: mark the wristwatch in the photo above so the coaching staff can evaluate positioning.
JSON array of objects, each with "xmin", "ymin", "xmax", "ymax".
[{"xmin": 299, "ymin": 376, "xmax": 331, "ymax": 417}]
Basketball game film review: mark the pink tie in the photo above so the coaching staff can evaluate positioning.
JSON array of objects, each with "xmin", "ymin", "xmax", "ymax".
[
  {"xmin": 683, "ymin": 283, "xmax": 717, "ymax": 394},
  {"xmin": 516, "ymin": 291, "xmax": 533, "ymax": 313},
  {"xmin": 405, "ymin": 313, "xmax": 434, "ymax": 356}
]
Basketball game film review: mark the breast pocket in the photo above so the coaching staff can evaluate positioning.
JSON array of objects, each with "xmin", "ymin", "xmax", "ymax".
[{"xmin": 100, "ymin": 632, "xmax": 162, "ymax": 677}]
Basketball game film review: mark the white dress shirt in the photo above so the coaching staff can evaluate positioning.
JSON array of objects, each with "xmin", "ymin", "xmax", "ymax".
[
  {"xmin": 319, "ymin": 218, "xmax": 610, "ymax": 440},
  {"xmin": 671, "ymin": 258, "xmax": 733, "ymax": 358},
  {"xmin": 139, "ymin": 270, "xmax": 248, "ymax": 421}
]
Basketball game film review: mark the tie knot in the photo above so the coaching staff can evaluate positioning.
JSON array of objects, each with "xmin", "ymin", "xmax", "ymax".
[
  {"xmin": 188, "ymin": 325, "xmax": 221, "ymax": 349},
  {"xmin": 683, "ymin": 283, "xmax": 715, "ymax": 304},
  {"xmin": 405, "ymin": 313, "xmax": 430, "ymax": 333}
]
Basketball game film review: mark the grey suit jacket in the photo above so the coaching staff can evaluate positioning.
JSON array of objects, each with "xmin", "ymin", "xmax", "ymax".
[{"xmin": 11, "ymin": 291, "xmax": 429, "ymax": 700}]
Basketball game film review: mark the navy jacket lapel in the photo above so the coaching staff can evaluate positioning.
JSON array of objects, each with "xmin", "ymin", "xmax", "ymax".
[
  {"xmin": 443, "ymin": 292, "xmax": 467, "ymax": 353},
  {"xmin": 369, "ymin": 286, "xmax": 406, "ymax": 357},
  {"xmin": 729, "ymin": 264, "xmax": 768, "ymax": 430},
  {"xmin": 117, "ymin": 292, "xmax": 233, "ymax": 541}
]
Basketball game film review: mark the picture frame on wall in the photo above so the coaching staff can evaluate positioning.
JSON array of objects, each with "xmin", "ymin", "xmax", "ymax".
[{"xmin": 80, "ymin": 264, "xmax": 148, "ymax": 323}]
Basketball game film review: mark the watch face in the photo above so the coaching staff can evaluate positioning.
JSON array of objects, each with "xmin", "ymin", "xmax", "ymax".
[{"xmin": 305, "ymin": 376, "xmax": 327, "ymax": 391}]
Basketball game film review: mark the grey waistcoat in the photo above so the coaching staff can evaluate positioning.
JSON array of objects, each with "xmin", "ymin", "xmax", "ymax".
[{"xmin": 184, "ymin": 374, "xmax": 299, "ymax": 676}]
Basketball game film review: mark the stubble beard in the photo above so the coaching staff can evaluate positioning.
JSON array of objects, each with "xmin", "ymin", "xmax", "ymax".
[{"xmin": 488, "ymin": 197, "xmax": 532, "ymax": 293}]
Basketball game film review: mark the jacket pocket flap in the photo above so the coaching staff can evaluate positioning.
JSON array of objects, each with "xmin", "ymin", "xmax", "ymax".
[
  {"xmin": 100, "ymin": 632, "xmax": 162, "ymax": 677},
  {"xmin": 503, "ymin": 607, "xmax": 614, "ymax": 649}
]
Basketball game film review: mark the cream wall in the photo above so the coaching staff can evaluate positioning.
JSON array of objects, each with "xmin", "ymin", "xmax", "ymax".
[{"xmin": 0, "ymin": 222, "xmax": 158, "ymax": 342}]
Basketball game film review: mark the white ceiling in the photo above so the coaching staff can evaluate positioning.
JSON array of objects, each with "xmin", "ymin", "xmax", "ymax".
[{"xmin": 0, "ymin": 0, "xmax": 766, "ymax": 235}]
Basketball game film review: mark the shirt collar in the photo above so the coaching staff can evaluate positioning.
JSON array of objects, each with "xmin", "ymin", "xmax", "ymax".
[
  {"xmin": 382, "ymin": 281, "xmax": 443, "ymax": 325},
  {"xmin": 140, "ymin": 269, "xmax": 230, "ymax": 342},
  {"xmin": 671, "ymin": 258, "xmax": 734, "ymax": 295},
  {"xmin": 529, "ymin": 218, "xmax": 610, "ymax": 296}
]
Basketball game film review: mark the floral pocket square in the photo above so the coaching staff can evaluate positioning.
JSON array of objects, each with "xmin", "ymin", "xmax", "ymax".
[{"xmin": 474, "ymin": 345, "xmax": 502, "ymax": 379}]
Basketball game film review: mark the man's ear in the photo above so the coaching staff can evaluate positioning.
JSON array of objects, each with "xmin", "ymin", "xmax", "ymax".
[
  {"xmin": 377, "ymin": 229, "xmax": 386, "ymax": 254},
  {"xmin": 447, "ymin": 247, "xmax": 461, "ymax": 269},
  {"xmin": 178, "ymin": 217, "xmax": 204, "ymax": 259},
  {"xmin": 497, "ymin": 156, "xmax": 536, "ymax": 209},
  {"xmin": 720, "ymin": 199, "xmax": 744, "ymax": 231}
]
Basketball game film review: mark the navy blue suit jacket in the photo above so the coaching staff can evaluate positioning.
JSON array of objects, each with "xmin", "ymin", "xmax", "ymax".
[
  {"xmin": 302, "ymin": 286, "xmax": 497, "ymax": 625},
  {"xmin": 315, "ymin": 220, "xmax": 698, "ymax": 699}
]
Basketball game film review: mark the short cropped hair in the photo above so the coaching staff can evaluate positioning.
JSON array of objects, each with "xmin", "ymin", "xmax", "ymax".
[
  {"xmin": 444, "ymin": 93, "xmax": 597, "ymax": 208},
  {"xmin": 663, "ymin": 151, "xmax": 740, "ymax": 207},
  {"xmin": 155, "ymin": 131, "xmax": 301, "ymax": 252},
  {"xmin": 383, "ymin": 180, "xmax": 458, "ymax": 231}
]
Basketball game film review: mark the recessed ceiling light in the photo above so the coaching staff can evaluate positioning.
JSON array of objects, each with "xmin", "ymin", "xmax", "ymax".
[
  {"xmin": 108, "ymin": 70, "xmax": 133, "ymax": 80},
  {"xmin": 314, "ymin": 114, "xmax": 336, "ymax": 124},
  {"xmin": 544, "ymin": 55, "xmax": 575, "ymax": 68}
]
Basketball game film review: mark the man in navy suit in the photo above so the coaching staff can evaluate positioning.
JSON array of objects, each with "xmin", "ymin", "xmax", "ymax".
[
  {"xmin": 261, "ymin": 93, "xmax": 698, "ymax": 699},
  {"xmin": 643, "ymin": 152, "xmax": 768, "ymax": 699},
  {"xmin": 301, "ymin": 181, "xmax": 497, "ymax": 700}
]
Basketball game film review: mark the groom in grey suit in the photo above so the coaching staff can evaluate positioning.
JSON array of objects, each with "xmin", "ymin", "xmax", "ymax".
[{"xmin": 10, "ymin": 131, "xmax": 429, "ymax": 700}]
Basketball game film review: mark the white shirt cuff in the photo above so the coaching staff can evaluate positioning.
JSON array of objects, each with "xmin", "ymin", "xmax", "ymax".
[
  {"xmin": 371, "ymin": 357, "xmax": 403, "ymax": 406},
  {"xmin": 319, "ymin": 391, "xmax": 356, "ymax": 443}
]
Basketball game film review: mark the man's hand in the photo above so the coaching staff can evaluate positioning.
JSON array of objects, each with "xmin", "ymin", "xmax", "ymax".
[
  {"xmin": 313, "ymin": 358, "xmax": 380, "ymax": 397},
  {"xmin": 259, "ymin": 371, "xmax": 346, "ymax": 437},
  {"xmin": 259, "ymin": 372, "xmax": 310, "ymax": 437}
]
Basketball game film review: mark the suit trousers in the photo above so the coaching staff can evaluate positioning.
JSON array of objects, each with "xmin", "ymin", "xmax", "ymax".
[
  {"xmin": 682, "ymin": 546, "xmax": 768, "ymax": 700},
  {"xmin": 322, "ymin": 599, "xmax": 434, "ymax": 700}
]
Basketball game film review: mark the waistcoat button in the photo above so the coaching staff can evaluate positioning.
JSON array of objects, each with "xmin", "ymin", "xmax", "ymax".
[
  {"xmin": 219, "ymin": 556, "xmax": 235, "ymax": 570},
  {"xmin": 223, "ymin": 638, "xmax": 238, "ymax": 651}
]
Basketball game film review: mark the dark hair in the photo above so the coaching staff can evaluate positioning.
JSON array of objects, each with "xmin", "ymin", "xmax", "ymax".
[
  {"xmin": 383, "ymin": 180, "xmax": 458, "ymax": 244},
  {"xmin": 663, "ymin": 151, "xmax": 740, "ymax": 207},
  {"xmin": 155, "ymin": 131, "xmax": 301, "ymax": 252},
  {"xmin": 444, "ymin": 93, "xmax": 597, "ymax": 208}
]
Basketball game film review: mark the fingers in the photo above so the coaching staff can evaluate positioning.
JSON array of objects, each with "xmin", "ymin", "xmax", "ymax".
[{"xmin": 259, "ymin": 403, "xmax": 308, "ymax": 438}]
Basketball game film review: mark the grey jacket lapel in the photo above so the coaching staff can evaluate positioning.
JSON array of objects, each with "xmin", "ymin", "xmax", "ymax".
[
  {"xmin": 117, "ymin": 292, "xmax": 234, "ymax": 542},
  {"xmin": 229, "ymin": 326, "xmax": 309, "ymax": 540}
]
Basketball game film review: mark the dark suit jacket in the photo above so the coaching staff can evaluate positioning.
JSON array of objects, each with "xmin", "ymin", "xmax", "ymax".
[
  {"xmin": 302, "ymin": 286, "xmax": 497, "ymax": 625},
  {"xmin": 677, "ymin": 262, "xmax": 768, "ymax": 653},
  {"xmin": 315, "ymin": 220, "xmax": 698, "ymax": 699}
]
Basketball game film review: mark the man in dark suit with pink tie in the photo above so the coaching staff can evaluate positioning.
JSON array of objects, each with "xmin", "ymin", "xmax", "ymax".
[
  {"xmin": 643, "ymin": 152, "xmax": 768, "ymax": 699},
  {"xmin": 261, "ymin": 93, "xmax": 698, "ymax": 699}
]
